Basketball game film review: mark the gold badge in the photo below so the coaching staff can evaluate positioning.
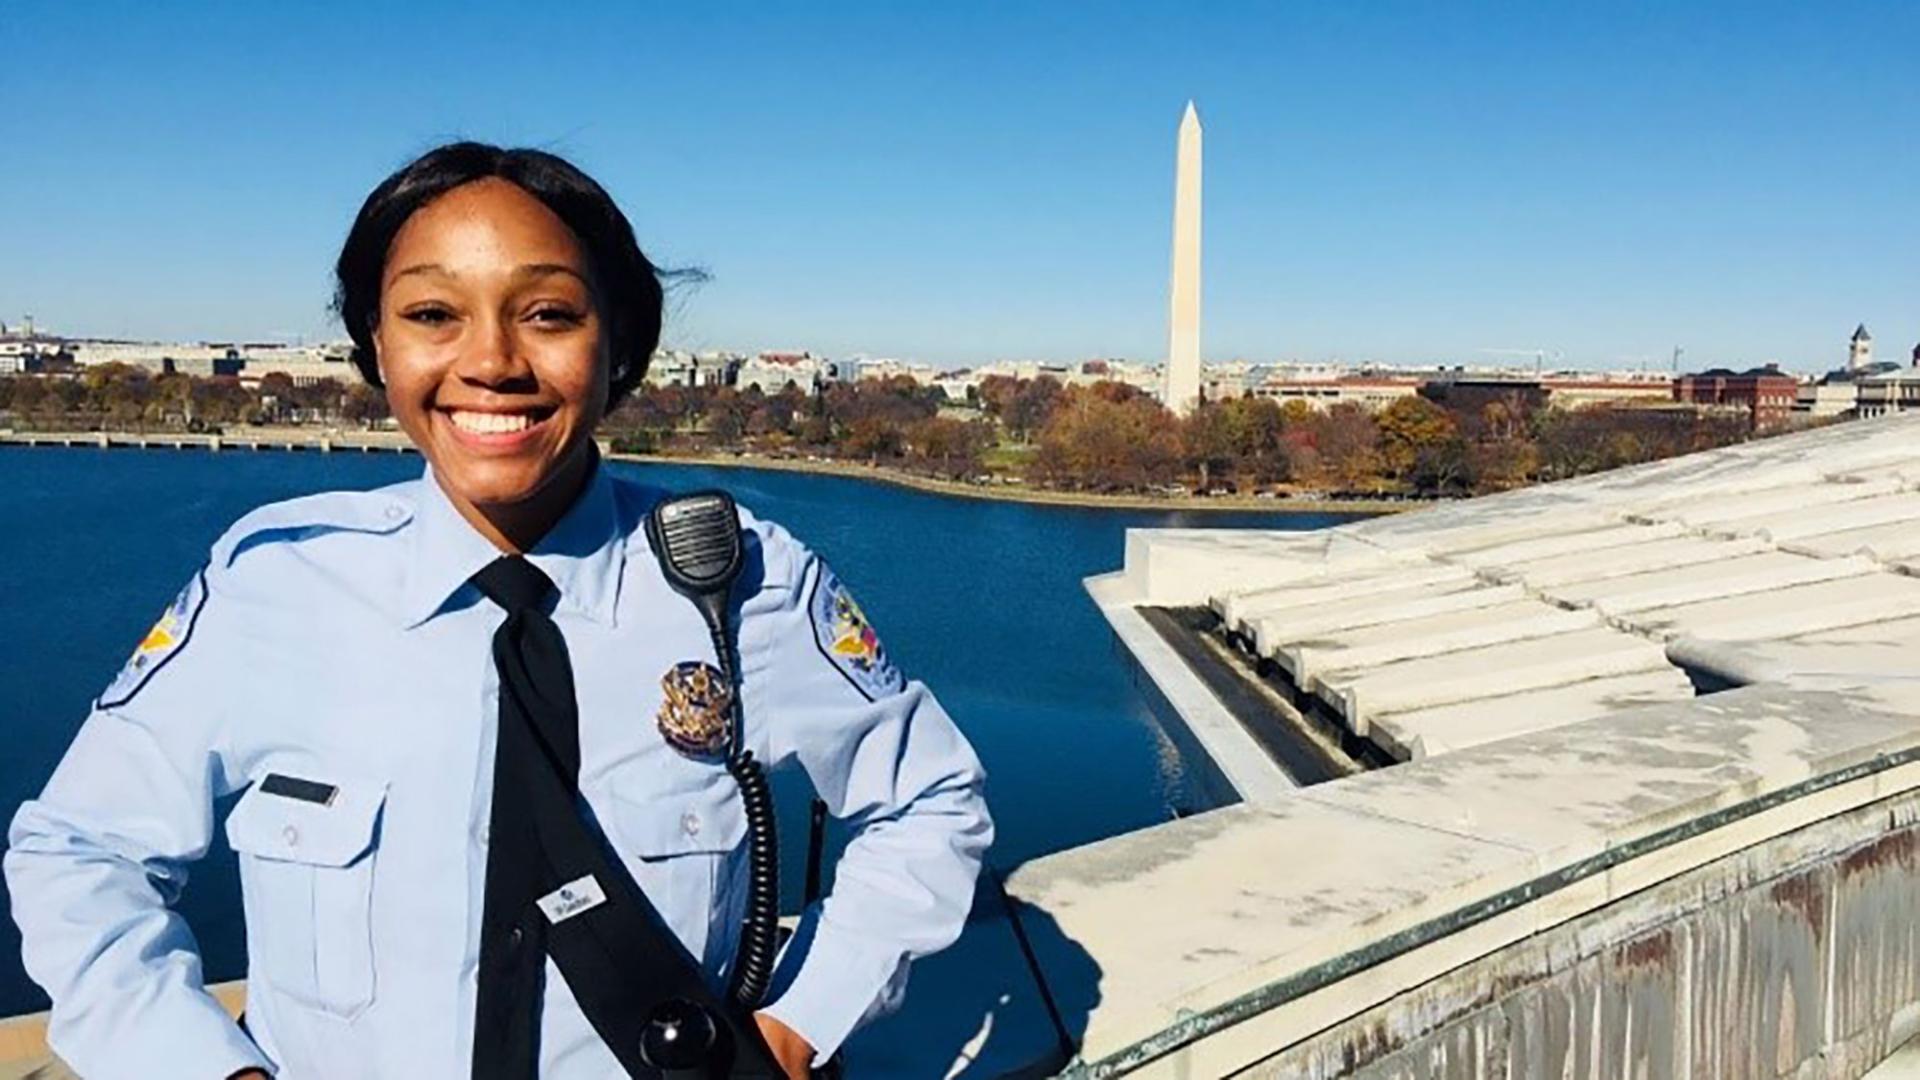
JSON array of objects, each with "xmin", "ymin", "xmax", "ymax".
[{"xmin": 657, "ymin": 661, "xmax": 731, "ymax": 757}]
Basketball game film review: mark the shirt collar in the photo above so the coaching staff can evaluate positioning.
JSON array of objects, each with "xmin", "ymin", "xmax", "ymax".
[{"xmin": 398, "ymin": 456, "xmax": 626, "ymax": 630}]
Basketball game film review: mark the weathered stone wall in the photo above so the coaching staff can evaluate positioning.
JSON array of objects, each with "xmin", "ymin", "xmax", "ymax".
[{"xmin": 1234, "ymin": 792, "xmax": 1920, "ymax": 1080}]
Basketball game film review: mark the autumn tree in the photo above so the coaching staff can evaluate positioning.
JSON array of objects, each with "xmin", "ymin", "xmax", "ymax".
[
  {"xmin": 294, "ymin": 377, "xmax": 347, "ymax": 420},
  {"xmin": 975, "ymin": 374, "xmax": 1022, "ymax": 420},
  {"xmin": 1374, "ymin": 396, "xmax": 1458, "ymax": 479},
  {"xmin": 703, "ymin": 387, "xmax": 748, "ymax": 445},
  {"xmin": 903, "ymin": 416, "xmax": 992, "ymax": 480},
  {"xmin": 842, "ymin": 416, "xmax": 903, "ymax": 462},
  {"xmin": 1220, "ymin": 396, "xmax": 1290, "ymax": 484},
  {"xmin": 1033, "ymin": 386, "xmax": 1181, "ymax": 491},
  {"xmin": 8, "ymin": 377, "xmax": 46, "ymax": 421},
  {"xmin": 1002, "ymin": 376, "xmax": 1063, "ymax": 443},
  {"xmin": 342, "ymin": 382, "xmax": 390, "ymax": 425},
  {"xmin": 1409, "ymin": 438, "xmax": 1474, "ymax": 495},
  {"xmin": 1180, "ymin": 401, "xmax": 1239, "ymax": 491},
  {"xmin": 255, "ymin": 372, "xmax": 297, "ymax": 422},
  {"xmin": 1313, "ymin": 404, "xmax": 1383, "ymax": 492}
]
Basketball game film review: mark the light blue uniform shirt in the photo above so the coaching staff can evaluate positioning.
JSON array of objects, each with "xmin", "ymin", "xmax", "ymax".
[{"xmin": 5, "ymin": 461, "xmax": 992, "ymax": 1079}]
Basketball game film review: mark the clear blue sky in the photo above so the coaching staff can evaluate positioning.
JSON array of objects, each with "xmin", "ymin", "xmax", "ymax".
[{"xmin": 2, "ymin": 2, "xmax": 1915, "ymax": 372}]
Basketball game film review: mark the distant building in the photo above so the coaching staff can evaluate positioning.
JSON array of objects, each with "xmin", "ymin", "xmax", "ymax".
[
  {"xmin": 1855, "ymin": 346, "xmax": 1920, "ymax": 418},
  {"xmin": 1538, "ymin": 376, "xmax": 1677, "ymax": 410},
  {"xmin": 237, "ymin": 344, "xmax": 357, "ymax": 387},
  {"xmin": 1798, "ymin": 374, "xmax": 1864, "ymax": 419},
  {"xmin": 930, "ymin": 369, "xmax": 978, "ymax": 402},
  {"xmin": 1420, "ymin": 376, "xmax": 1551, "ymax": 415},
  {"xmin": 735, "ymin": 351, "xmax": 830, "ymax": 395},
  {"xmin": 1795, "ymin": 325, "xmax": 1905, "ymax": 419},
  {"xmin": 644, "ymin": 349, "xmax": 734, "ymax": 389},
  {"xmin": 71, "ymin": 340, "xmax": 243, "ymax": 377},
  {"xmin": 1250, "ymin": 373, "xmax": 1423, "ymax": 411},
  {"xmin": 1674, "ymin": 364, "xmax": 1800, "ymax": 430},
  {"xmin": 1850, "ymin": 324, "xmax": 1874, "ymax": 371}
]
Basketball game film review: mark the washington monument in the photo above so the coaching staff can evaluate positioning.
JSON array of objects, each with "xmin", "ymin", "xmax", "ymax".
[{"xmin": 1164, "ymin": 101, "xmax": 1203, "ymax": 416}]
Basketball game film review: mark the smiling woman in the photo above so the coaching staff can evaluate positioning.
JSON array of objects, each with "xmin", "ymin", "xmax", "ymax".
[
  {"xmin": 3, "ymin": 142, "xmax": 992, "ymax": 1080},
  {"xmin": 331, "ymin": 145, "xmax": 662, "ymax": 553}
]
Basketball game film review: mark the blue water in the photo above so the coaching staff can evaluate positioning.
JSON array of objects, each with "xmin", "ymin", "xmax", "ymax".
[{"xmin": 0, "ymin": 446, "xmax": 1350, "ymax": 1014}]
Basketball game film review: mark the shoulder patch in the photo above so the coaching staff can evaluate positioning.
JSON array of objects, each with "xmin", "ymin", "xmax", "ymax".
[
  {"xmin": 98, "ymin": 568, "xmax": 210, "ymax": 710},
  {"xmin": 807, "ymin": 564, "xmax": 905, "ymax": 701}
]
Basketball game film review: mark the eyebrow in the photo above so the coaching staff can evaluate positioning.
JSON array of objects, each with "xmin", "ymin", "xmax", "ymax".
[{"xmin": 388, "ymin": 262, "xmax": 589, "ymax": 285}]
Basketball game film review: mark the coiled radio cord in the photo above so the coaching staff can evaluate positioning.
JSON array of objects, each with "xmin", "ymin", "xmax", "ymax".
[{"xmin": 713, "ymin": 627, "xmax": 779, "ymax": 1011}]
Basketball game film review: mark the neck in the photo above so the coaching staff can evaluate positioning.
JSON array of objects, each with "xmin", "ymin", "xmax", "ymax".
[{"xmin": 443, "ymin": 443, "xmax": 598, "ymax": 555}]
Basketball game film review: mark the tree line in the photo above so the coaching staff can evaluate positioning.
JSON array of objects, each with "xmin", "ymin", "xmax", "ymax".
[
  {"xmin": 2, "ymin": 364, "xmax": 1761, "ymax": 499},
  {"xmin": 612, "ymin": 372, "xmax": 1757, "ymax": 498},
  {"xmin": 0, "ymin": 364, "xmax": 389, "ymax": 429}
]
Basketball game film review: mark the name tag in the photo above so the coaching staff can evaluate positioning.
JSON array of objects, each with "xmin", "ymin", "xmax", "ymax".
[
  {"xmin": 259, "ymin": 773, "xmax": 339, "ymax": 806},
  {"xmin": 537, "ymin": 875, "xmax": 608, "ymax": 925}
]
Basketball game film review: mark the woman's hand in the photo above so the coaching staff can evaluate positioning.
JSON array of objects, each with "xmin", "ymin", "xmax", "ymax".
[{"xmin": 754, "ymin": 1011, "xmax": 816, "ymax": 1080}]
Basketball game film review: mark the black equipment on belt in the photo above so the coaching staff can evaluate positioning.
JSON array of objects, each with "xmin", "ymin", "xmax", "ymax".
[{"xmin": 468, "ymin": 554, "xmax": 780, "ymax": 1080}]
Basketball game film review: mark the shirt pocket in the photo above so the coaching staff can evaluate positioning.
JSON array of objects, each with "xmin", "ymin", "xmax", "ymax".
[
  {"xmin": 605, "ymin": 770, "xmax": 748, "ymax": 974},
  {"xmin": 225, "ymin": 771, "xmax": 388, "ymax": 1021}
]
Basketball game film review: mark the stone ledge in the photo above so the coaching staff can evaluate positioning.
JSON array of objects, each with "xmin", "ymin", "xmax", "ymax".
[{"xmin": 1004, "ymin": 681, "xmax": 1920, "ymax": 1075}]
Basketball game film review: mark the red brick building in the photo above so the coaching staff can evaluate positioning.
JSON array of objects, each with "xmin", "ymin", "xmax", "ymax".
[{"xmin": 1673, "ymin": 364, "xmax": 1800, "ymax": 431}]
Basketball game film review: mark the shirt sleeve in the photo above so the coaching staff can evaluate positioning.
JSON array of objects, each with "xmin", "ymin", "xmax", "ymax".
[
  {"xmin": 4, "ymin": 559, "xmax": 270, "ymax": 1080},
  {"xmin": 740, "ymin": 528, "xmax": 994, "ymax": 1063}
]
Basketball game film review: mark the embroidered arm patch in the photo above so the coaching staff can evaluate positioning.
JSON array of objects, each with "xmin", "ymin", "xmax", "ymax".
[
  {"xmin": 98, "ymin": 568, "xmax": 209, "ymax": 710},
  {"xmin": 807, "ymin": 565, "xmax": 905, "ymax": 701}
]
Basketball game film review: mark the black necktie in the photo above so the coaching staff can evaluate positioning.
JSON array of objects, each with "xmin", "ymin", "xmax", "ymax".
[
  {"xmin": 472, "ymin": 555, "xmax": 570, "ymax": 1080},
  {"xmin": 467, "ymin": 556, "xmax": 782, "ymax": 1080}
]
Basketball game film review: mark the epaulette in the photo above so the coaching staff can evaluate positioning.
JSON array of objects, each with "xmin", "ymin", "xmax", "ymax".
[{"xmin": 212, "ymin": 489, "xmax": 416, "ymax": 569}]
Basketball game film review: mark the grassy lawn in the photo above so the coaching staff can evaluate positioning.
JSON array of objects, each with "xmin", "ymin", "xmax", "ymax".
[{"xmin": 981, "ymin": 444, "xmax": 1036, "ymax": 473}]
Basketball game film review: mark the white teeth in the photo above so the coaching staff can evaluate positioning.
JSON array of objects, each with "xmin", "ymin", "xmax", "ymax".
[{"xmin": 449, "ymin": 410, "xmax": 535, "ymax": 435}]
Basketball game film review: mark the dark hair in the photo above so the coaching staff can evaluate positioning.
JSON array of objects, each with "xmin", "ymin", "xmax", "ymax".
[{"xmin": 333, "ymin": 141, "xmax": 662, "ymax": 406}]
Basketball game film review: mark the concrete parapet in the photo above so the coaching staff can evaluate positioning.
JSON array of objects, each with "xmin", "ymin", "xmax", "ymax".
[
  {"xmin": 1233, "ymin": 788, "xmax": 1920, "ymax": 1079},
  {"xmin": 1004, "ymin": 681, "xmax": 1920, "ymax": 1077}
]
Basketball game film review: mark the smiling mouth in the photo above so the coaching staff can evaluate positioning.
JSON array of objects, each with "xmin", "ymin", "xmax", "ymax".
[{"xmin": 443, "ymin": 407, "xmax": 556, "ymax": 436}]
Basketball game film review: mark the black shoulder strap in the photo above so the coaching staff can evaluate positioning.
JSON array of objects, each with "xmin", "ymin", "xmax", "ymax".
[{"xmin": 507, "ymin": 690, "xmax": 780, "ymax": 1078}]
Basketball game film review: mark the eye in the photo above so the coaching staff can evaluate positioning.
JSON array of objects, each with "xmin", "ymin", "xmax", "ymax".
[
  {"xmin": 529, "ymin": 305, "xmax": 586, "ymax": 327},
  {"xmin": 401, "ymin": 305, "xmax": 455, "ymax": 326}
]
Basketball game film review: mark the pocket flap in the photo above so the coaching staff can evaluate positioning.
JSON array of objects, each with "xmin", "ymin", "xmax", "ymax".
[
  {"xmin": 609, "ymin": 775, "xmax": 746, "ymax": 859},
  {"xmin": 227, "ymin": 771, "xmax": 388, "ymax": 868}
]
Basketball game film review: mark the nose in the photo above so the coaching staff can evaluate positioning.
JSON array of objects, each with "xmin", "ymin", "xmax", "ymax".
[{"xmin": 453, "ymin": 310, "xmax": 533, "ymax": 389}]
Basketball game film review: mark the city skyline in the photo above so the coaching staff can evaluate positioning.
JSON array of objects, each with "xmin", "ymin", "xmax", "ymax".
[{"xmin": 1, "ymin": 4, "xmax": 1916, "ymax": 371}]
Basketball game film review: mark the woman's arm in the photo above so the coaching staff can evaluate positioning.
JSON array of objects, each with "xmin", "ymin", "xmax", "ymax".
[
  {"xmin": 738, "ymin": 530, "xmax": 994, "ymax": 1066},
  {"xmin": 4, "ymin": 566, "xmax": 270, "ymax": 1080}
]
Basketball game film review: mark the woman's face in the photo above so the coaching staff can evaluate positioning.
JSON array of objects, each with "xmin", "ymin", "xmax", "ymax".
[{"xmin": 373, "ymin": 177, "xmax": 610, "ymax": 514}]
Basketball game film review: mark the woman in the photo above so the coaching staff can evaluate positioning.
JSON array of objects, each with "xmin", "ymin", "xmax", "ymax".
[{"xmin": 5, "ymin": 143, "xmax": 993, "ymax": 1079}]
